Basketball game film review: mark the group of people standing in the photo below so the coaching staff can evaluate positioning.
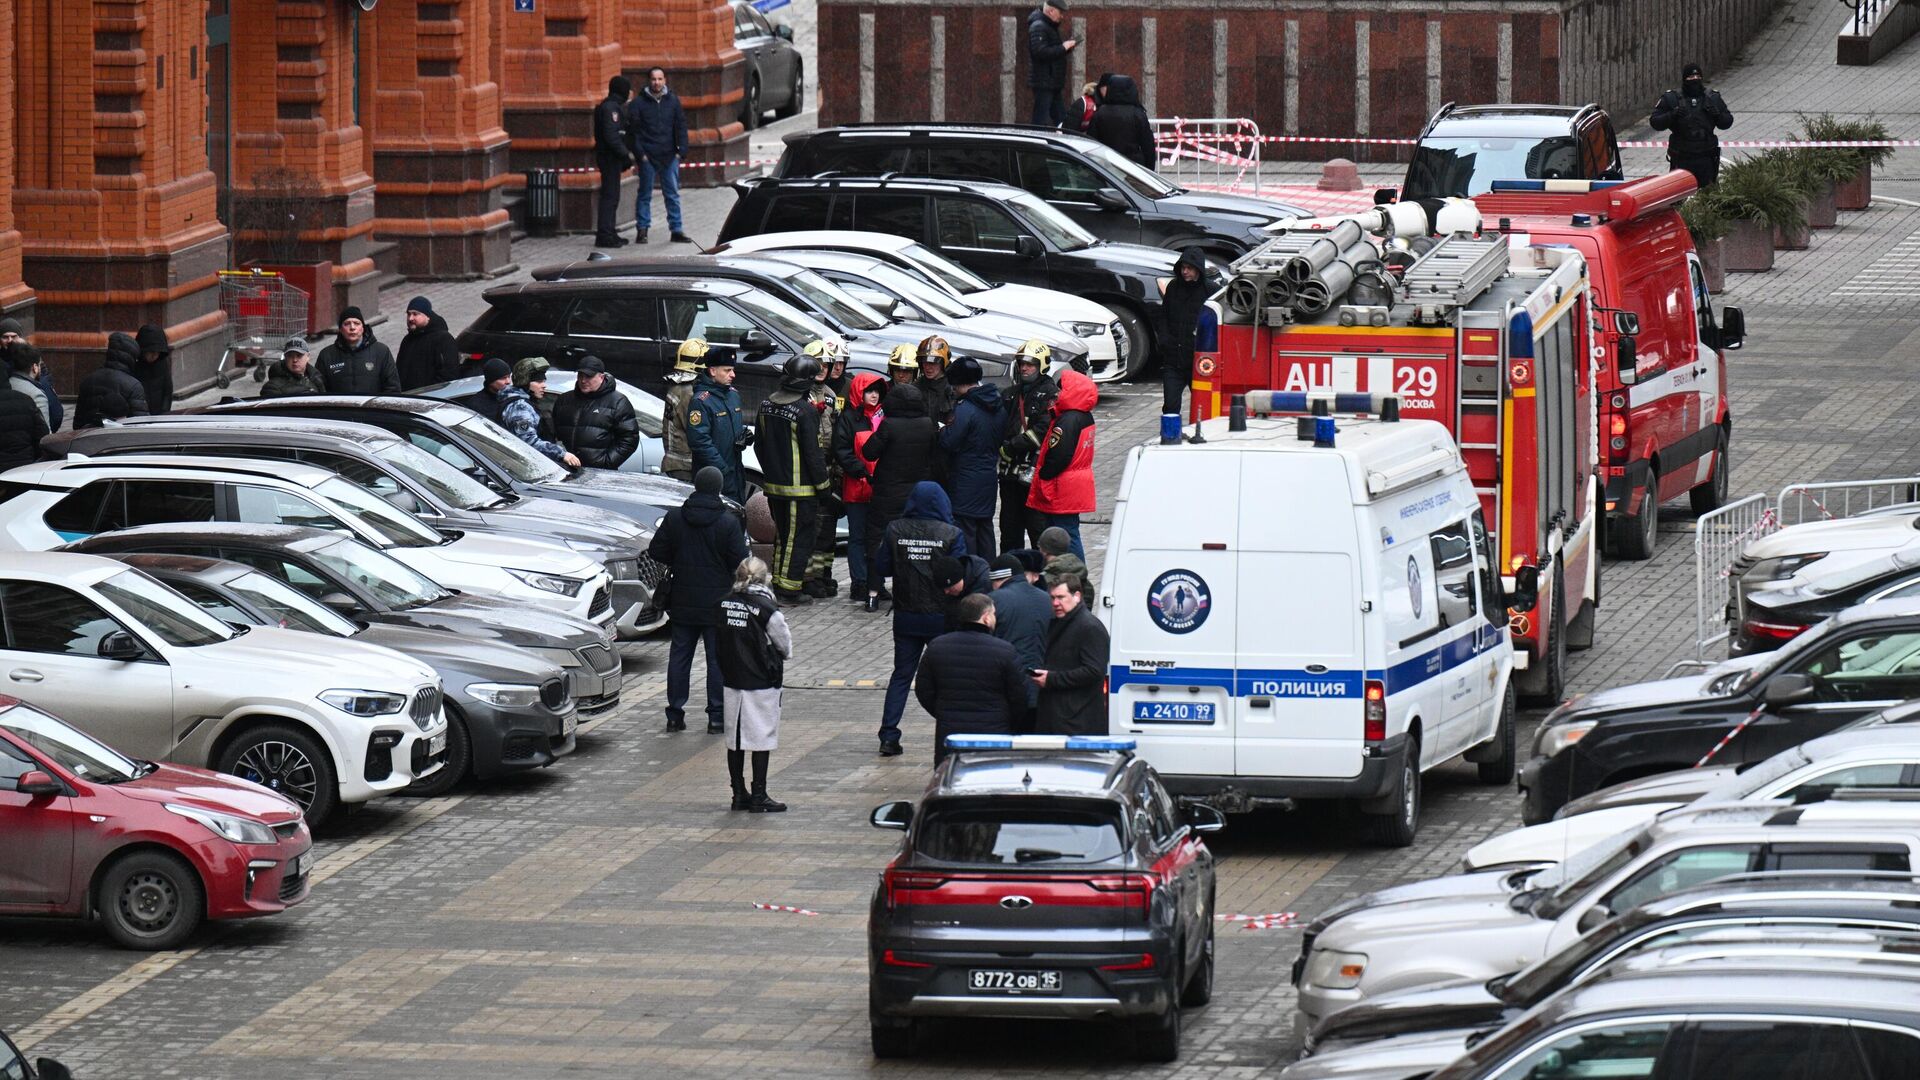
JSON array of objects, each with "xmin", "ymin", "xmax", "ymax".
[{"xmin": 1027, "ymin": 2, "xmax": 1157, "ymax": 168}]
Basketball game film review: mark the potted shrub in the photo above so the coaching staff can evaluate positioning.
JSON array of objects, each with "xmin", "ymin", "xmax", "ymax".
[
  {"xmin": 1799, "ymin": 113, "xmax": 1893, "ymax": 210},
  {"xmin": 1710, "ymin": 155, "xmax": 1805, "ymax": 272},
  {"xmin": 1758, "ymin": 150, "xmax": 1815, "ymax": 251},
  {"xmin": 1681, "ymin": 196, "xmax": 1730, "ymax": 292},
  {"xmin": 1789, "ymin": 144, "xmax": 1855, "ymax": 229}
]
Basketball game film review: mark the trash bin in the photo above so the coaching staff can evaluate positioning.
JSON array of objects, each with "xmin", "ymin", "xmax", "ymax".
[{"xmin": 525, "ymin": 169, "xmax": 559, "ymax": 237}]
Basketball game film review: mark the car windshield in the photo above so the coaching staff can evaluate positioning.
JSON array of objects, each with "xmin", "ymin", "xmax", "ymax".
[
  {"xmin": 1079, "ymin": 139, "xmax": 1179, "ymax": 198},
  {"xmin": 450, "ymin": 414, "xmax": 569, "ymax": 484},
  {"xmin": 732, "ymin": 286, "xmax": 840, "ymax": 345},
  {"xmin": 315, "ymin": 476, "xmax": 442, "ymax": 548},
  {"xmin": 780, "ymin": 266, "xmax": 892, "ymax": 330},
  {"xmin": 227, "ymin": 570, "xmax": 360, "ymax": 637},
  {"xmin": 915, "ymin": 799, "xmax": 1126, "ymax": 866},
  {"xmin": 1007, "ymin": 192, "xmax": 1098, "ymax": 251},
  {"xmin": 1533, "ymin": 829, "xmax": 1654, "ymax": 918},
  {"xmin": 372, "ymin": 440, "xmax": 503, "ymax": 511},
  {"xmin": 96, "ymin": 569, "xmax": 233, "ymax": 647},
  {"xmin": 895, "ymin": 242, "xmax": 994, "ymax": 294},
  {"xmin": 308, "ymin": 536, "xmax": 450, "ymax": 610},
  {"xmin": 1404, "ymin": 135, "xmax": 1585, "ymax": 199},
  {"xmin": 1, "ymin": 702, "xmax": 143, "ymax": 783}
]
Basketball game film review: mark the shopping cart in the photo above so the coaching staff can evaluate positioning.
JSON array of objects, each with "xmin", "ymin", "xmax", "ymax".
[{"xmin": 214, "ymin": 269, "xmax": 310, "ymax": 388}]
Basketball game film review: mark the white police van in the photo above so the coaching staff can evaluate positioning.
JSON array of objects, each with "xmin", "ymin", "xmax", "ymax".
[{"xmin": 1097, "ymin": 390, "xmax": 1522, "ymax": 846}]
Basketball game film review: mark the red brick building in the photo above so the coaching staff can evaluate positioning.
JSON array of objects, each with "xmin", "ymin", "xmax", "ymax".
[{"xmin": 0, "ymin": 0, "xmax": 752, "ymax": 400}]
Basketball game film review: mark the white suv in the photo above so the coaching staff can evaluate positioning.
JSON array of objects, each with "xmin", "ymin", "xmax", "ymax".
[
  {"xmin": 0, "ymin": 456, "xmax": 616, "ymax": 630},
  {"xmin": 0, "ymin": 552, "xmax": 446, "ymax": 821}
]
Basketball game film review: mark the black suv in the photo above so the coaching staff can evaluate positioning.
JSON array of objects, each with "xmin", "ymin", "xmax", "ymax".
[
  {"xmin": 720, "ymin": 175, "xmax": 1222, "ymax": 375},
  {"xmin": 775, "ymin": 124, "xmax": 1307, "ymax": 259},
  {"xmin": 867, "ymin": 737, "xmax": 1223, "ymax": 1062},
  {"xmin": 1390, "ymin": 103, "xmax": 1623, "ymax": 201}
]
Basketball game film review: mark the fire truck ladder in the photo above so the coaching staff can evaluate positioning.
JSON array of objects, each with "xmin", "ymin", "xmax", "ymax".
[{"xmin": 1398, "ymin": 236, "xmax": 1510, "ymax": 310}]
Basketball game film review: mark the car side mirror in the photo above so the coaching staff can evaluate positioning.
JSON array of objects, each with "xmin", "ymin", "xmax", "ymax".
[
  {"xmin": 317, "ymin": 592, "xmax": 358, "ymax": 612},
  {"xmin": 775, "ymin": 23, "xmax": 793, "ymax": 40},
  {"xmin": 16, "ymin": 770, "xmax": 63, "ymax": 797},
  {"xmin": 739, "ymin": 330, "xmax": 776, "ymax": 358},
  {"xmin": 1765, "ymin": 672, "xmax": 1817, "ymax": 708},
  {"xmin": 34, "ymin": 1059, "xmax": 73, "ymax": 1080},
  {"xmin": 1612, "ymin": 311, "xmax": 1641, "ymax": 336},
  {"xmin": 1507, "ymin": 565, "xmax": 1540, "ymax": 614},
  {"xmin": 97, "ymin": 630, "xmax": 144, "ymax": 661},
  {"xmin": 382, "ymin": 489, "xmax": 421, "ymax": 513},
  {"xmin": 1185, "ymin": 803, "xmax": 1227, "ymax": 834},
  {"xmin": 1720, "ymin": 306, "xmax": 1745, "ymax": 351},
  {"xmin": 1374, "ymin": 188, "xmax": 1399, "ymax": 205},
  {"xmin": 870, "ymin": 800, "xmax": 913, "ymax": 831},
  {"xmin": 1014, "ymin": 235, "xmax": 1044, "ymax": 260},
  {"xmin": 1615, "ymin": 335, "xmax": 1638, "ymax": 386},
  {"xmin": 1576, "ymin": 905, "xmax": 1611, "ymax": 933},
  {"xmin": 1093, "ymin": 187, "xmax": 1129, "ymax": 212}
]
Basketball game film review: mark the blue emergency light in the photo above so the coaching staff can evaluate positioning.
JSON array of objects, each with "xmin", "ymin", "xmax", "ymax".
[
  {"xmin": 1487, "ymin": 179, "xmax": 1627, "ymax": 192},
  {"xmin": 944, "ymin": 735, "xmax": 1138, "ymax": 753}
]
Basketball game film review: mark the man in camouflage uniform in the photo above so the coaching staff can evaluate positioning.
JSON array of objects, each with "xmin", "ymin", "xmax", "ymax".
[{"xmin": 662, "ymin": 338, "xmax": 706, "ymax": 482}]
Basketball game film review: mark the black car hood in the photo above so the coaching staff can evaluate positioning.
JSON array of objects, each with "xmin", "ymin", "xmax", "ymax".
[
  {"xmin": 1158, "ymin": 188, "xmax": 1308, "ymax": 222},
  {"xmin": 1310, "ymin": 976, "xmax": 1510, "ymax": 1051},
  {"xmin": 373, "ymin": 591, "xmax": 607, "ymax": 650},
  {"xmin": 1058, "ymin": 241, "xmax": 1183, "ymax": 279},
  {"xmin": 526, "ymin": 471, "xmax": 693, "ymax": 528},
  {"xmin": 355, "ymin": 623, "xmax": 568, "ymax": 685}
]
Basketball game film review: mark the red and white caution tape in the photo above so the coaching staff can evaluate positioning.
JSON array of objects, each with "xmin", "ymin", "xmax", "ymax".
[
  {"xmin": 1155, "ymin": 132, "xmax": 1917, "ymax": 150},
  {"xmin": 538, "ymin": 158, "xmax": 782, "ymax": 175},
  {"xmin": 1217, "ymin": 911, "xmax": 1300, "ymax": 929},
  {"xmin": 752, "ymin": 902, "xmax": 823, "ymax": 916},
  {"xmin": 1695, "ymin": 708, "xmax": 1765, "ymax": 768}
]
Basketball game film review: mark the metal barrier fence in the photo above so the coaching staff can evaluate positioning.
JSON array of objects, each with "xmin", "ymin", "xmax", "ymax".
[
  {"xmin": 1775, "ymin": 477, "xmax": 1920, "ymax": 527},
  {"xmin": 1151, "ymin": 117, "xmax": 1262, "ymax": 194}
]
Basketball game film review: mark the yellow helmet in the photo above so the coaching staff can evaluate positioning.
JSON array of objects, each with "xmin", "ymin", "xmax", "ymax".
[
  {"xmin": 1015, "ymin": 339, "xmax": 1052, "ymax": 366},
  {"xmin": 916, "ymin": 335, "xmax": 951, "ymax": 368},
  {"xmin": 675, "ymin": 337, "xmax": 711, "ymax": 373},
  {"xmin": 887, "ymin": 344, "xmax": 918, "ymax": 371}
]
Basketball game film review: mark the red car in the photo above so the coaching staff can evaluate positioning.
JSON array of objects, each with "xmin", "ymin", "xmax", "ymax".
[{"xmin": 0, "ymin": 695, "xmax": 312, "ymax": 950}]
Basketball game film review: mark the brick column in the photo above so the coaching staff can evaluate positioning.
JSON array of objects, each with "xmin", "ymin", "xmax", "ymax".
[
  {"xmin": 227, "ymin": 0, "xmax": 378, "ymax": 331},
  {"xmin": 623, "ymin": 0, "xmax": 749, "ymax": 187},
  {"xmin": 0, "ymin": 0, "xmax": 35, "ymax": 331},
  {"xmin": 364, "ymin": 0, "xmax": 514, "ymax": 280},
  {"xmin": 501, "ymin": 0, "xmax": 627, "ymax": 234},
  {"xmin": 14, "ymin": 0, "xmax": 228, "ymax": 398}
]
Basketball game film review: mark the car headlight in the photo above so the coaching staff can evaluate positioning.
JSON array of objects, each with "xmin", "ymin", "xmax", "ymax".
[
  {"xmin": 1744, "ymin": 553, "xmax": 1827, "ymax": 582},
  {"xmin": 1303, "ymin": 948, "xmax": 1369, "ymax": 990},
  {"xmin": 1535, "ymin": 719, "xmax": 1598, "ymax": 758},
  {"xmin": 165, "ymin": 803, "xmax": 278, "ymax": 845},
  {"xmin": 318, "ymin": 689, "xmax": 408, "ymax": 716},
  {"xmin": 465, "ymin": 682, "xmax": 543, "ymax": 709},
  {"xmin": 527, "ymin": 647, "xmax": 584, "ymax": 669},
  {"xmin": 1064, "ymin": 321, "xmax": 1107, "ymax": 337},
  {"xmin": 507, "ymin": 568, "xmax": 586, "ymax": 597}
]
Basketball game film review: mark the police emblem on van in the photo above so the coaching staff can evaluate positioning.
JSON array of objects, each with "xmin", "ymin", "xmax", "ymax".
[
  {"xmin": 1148, "ymin": 570, "xmax": 1211, "ymax": 634},
  {"xmin": 1407, "ymin": 556, "xmax": 1424, "ymax": 620}
]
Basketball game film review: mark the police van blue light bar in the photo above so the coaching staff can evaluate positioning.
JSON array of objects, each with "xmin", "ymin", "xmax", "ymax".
[
  {"xmin": 1243, "ymin": 389, "xmax": 1402, "ymax": 419},
  {"xmin": 1487, "ymin": 179, "xmax": 1627, "ymax": 193},
  {"xmin": 944, "ymin": 735, "xmax": 1138, "ymax": 752}
]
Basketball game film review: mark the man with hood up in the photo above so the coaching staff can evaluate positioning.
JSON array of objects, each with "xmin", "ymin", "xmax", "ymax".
[
  {"xmin": 1086, "ymin": 73, "xmax": 1156, "ymax": 168},
  {"xmin": 133, "ymin": 324, "xmax": 174, "ymax": 415},
  {"xmin": 833, "ymin": 371, "xmax": 887, "ymax": 603},
  {"xmin": 649, "ymin": 465, "xmax": 751, "ymax": 735},
  {"xmin": 317, "ymin": 307, "xmax": 400, "ymax": 394},
  {"xmin": 395, "ymin": 296, "xmax": 462, "ymax": 391},
  {"xmin": 939, "ymin": 356, "xmax": 1004, "ymax": 560},
  {"xmin": 73, "ymin": 332, "xmax": 151, "ymax": 429},
  {"xmin": 1158, "ymin": 246, "xmax": 1212, "ymax": 432},
  {"xmin": 756, "ymin": 353, "xmax": 831, "ymax": 605},
  {"xmin": 1650, "ymin": 63, "xmax": 1734, "ymax": 189},
  {"xmin": 1000, "ymin": 339, "xmax": 1059, "ymax": 553},
  {"xmin": 873, "ymin": 481, "xmax": 967, "ymax": 756},
  {"xmin": 1026, "ymin": 369, "xmax": 1098, "ymax": 561},
  {"xmin": 860, "ymin": 381, "xmax": 940, "ymax": 612}
]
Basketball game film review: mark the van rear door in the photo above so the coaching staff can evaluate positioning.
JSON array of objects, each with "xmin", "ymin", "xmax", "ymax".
[
  {"xmin": 1233, "ymin": 455, "xmax": 1366, "ymax": 780},
  {"xmin": 1107, "ymin": 450, "xmax": 1241, "ymax": 779}
]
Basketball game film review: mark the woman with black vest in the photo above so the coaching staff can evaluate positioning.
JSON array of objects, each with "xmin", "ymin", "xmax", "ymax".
[{"xmin": 716, "ymin": 556, "xmax": 794, "ymax": 813}]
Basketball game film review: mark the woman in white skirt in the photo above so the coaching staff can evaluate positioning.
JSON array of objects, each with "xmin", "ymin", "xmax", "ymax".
[{"xmin": 716, "ymin": 557, "xmax": 794, "ymax": 812}]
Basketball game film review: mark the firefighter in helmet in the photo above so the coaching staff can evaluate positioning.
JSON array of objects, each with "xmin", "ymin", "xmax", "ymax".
[
  {"xmin": 999, "ymin": 338, "xmax": 1060, "ymax": 552},
  {"xmin": 886, "ymin": 344, "xmax": 918, "ymax": 388},
  {"xmin": 662, "ymin": 338, "xmax": 707, "ymax": 482},
  {"xmin": 802, "ymin": 338, "xmax": 847, "ymax": 598},
  {"xmin": 915, "ymin": 334, "xmax": 955, "ymax": 424},
  {"xmin": 755, "ymin": 352, "xmax": 831, "ymax": 604}
]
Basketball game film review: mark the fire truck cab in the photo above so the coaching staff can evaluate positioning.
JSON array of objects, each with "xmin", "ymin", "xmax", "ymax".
[
  {"xmin": 1474, "ymin": 171, "xmax": 1745, "ymax": 559},
  {"xmin": 1192, "ymin": 210, "xmax": 1599, "ymax": 704}
]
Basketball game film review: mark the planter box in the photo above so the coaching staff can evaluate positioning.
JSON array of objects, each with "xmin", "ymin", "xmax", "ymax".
[
  {"xmin": 1724, "ymin": 218, "xmax": 1774, "ymax": 272},
  {"xmin": 1837, "ymin": 165, "xmax": 1872, "ymax": 210},
  {"xmin": 245, "ymin": 261, "xmax": 335, "ymax": 337},
  {"xmin": 1773, "ymin": 197, "xmax": 1811, "ymax": 250},
  {"xmin": 1697, "ymin": 236, "xmax": 1727, "ymax": 292},
  {"xmin": 1808, "ymin": 181, "xmax": 1838, "ymax": 228}
]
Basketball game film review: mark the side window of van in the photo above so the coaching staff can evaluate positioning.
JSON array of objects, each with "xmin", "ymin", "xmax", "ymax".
[
  {"xmin": 1690, "ymin": 260, "xmax": 1714, "ymax": 343},
  {"xmin": 1430, "ymin": 525, "xmax": 1477, "ymax": 628},
  {"xmin": 1470, "ymin": 511, "xmax": 1501, "ymax": 621}
]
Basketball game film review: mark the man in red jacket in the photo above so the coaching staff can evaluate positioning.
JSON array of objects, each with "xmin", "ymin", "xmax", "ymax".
[{"xmin": 1025, "ymin": 369, "xmax": 1097, "ymax": 561}]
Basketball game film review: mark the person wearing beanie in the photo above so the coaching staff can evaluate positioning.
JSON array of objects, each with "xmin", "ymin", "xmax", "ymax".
[
  {"xmin": 0, "ymin": 346, "xmax": 49, "ymax": 469},
  {"xmin": 593, "ymin": 74, "xmax": 635, "ymax": 248},
  {"xmin": 1026, "ymin": 369, "xmax": 1097, "ymax": 563},
  {"xmin": 396, "ymin": 295, "xmax": 462, "ymax": 391},
  {"xmin": 5, "ymin": 342, "xmax": 52, "ymax": 431},
  {"xmin": 916, "ymin": 593, "xmax": 1027, "ymax": 764},
  {"xmin": 988, "ymin": 550, "xmax": 1052, "ymax": 731},
  {"xmin": 459, "ymin": 356, "xmax": 515, "ymax": 425},
  {"xmin": 72, "ymin": 331, "xmax": 150, "ymax": 429},
  {"xmin": 937, "ymin": 355, "xmax": 1002, "ymax": 560},
  {"xmin": 316, "ymin": 305, "xmax": 400, "ymax": 395},
  {"xmin": 1007, "ymin": 547, "xmax": 1047, "ymax": 580},
  {"xmin": 132, "ymin": 323, "xmax": 175, "ymax": 416},
  {"xmin": 260, "ymin": 337, "xmax": 326, "ymax": 399},
  {"xmin": 649, "ymin": 464, "xmax": 751, "ymax": 735},
  {"xmin": 1038, "ymin": 523, "xmax": 1088, "ymax": 589},
  {"xmin": 1651, "ymin": 62, "xmax": 1733, "ymax": 188},
  {"xmin": 715, "ymin": 557, "xmax": 792, "ymax": 811},
  {"xmin": 552, "ymin": 355, "xmax": 639, "ymax": 470},
  {"xmin": 501, "ymin": 358, "xmax": 578, "ymax": 468},
  {"xmin": 0, "ymin": 318, "xmax": 24, "ymax": 348},
  {"xmin": 872, "ymin": 481, "xmax": 966, "ymax": 756}
]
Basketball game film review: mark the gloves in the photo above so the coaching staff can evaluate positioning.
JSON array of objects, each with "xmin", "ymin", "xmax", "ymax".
[{"xmin": 737, "ymin": 429, "xmax": 755, "ymax": 449}]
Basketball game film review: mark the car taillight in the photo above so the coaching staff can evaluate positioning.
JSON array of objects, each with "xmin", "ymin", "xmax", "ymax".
[
  {"xmin": 882, "ymin": 949, "xmax": 932, "ymax": 968},
  {"xmin": 883, "ymin": 869, "xmax": 948, "ymax": 908},
  {"xmin": 1364, "ymin": 679, "xmax": 1386, "ymax": 742},
  {"xmin": 1087, "ymin": 874, "xmax": 1157, "ymax": 907},
  {"xmin": 1743, "ymin": 619, "xmax": 1809, "ymax": 643},
  {"xmin": 1098, "ymin": 953, "xmax": 1157, "ymax": 972},
  {"xmin": 1608, "ymin": 412, "xmax": 1628, "ymax": 459}
]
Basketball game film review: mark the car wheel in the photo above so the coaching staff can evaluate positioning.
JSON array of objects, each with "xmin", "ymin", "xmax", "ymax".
[
  {"xmin": 1134, "ymin": 992, "xmax": 1182, "ymax": 1062},
  {"xmin": 1366, "ymin": 735, "xmax": 1420, "ymax": 848},
  {"xmin": 1689, "ymin": 427, "xmax": 1730, "ymax": 515},
  {"xmin": 219, "ymin": 723, "xmax": 338, "ymax": 825},
  {"xmin": 98, "ymin": 849, "xmax": 205, "ymax": 951},
  {"xmin": 1102, "ymin": 304, "xmax": 1149, "ymax": 383},
  {"xmin": 1180, "ymin": 919, "xmax": 1215, "ymax": 1007},
  {"xmin": 1476, "ymin": 680, "xmax": 1518, "ymax": 786},
  {"xmin": 775, "ymin": 62, "xmax": 804, "ymax": 119},
  {"xmin": 1612, "ymin": 474, "xmax": 1658, "ymax": 560},
  {"xmin": 740, "ymin": 75, "xmax": 761, "ymax": 130},
  {"xmin": 403, "ymin": 708, "xmax": 469, "ymax": 798},
  {"xmin": 871, "ymin": 1018, "xmax": 917, "ymax": 1059}
]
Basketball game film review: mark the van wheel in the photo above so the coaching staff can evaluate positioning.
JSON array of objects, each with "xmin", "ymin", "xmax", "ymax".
[
  {"xmin": 219, "ymin": 724, "xmax": 338, "ymax": 825},
  {"xmin": 1689, "ymin": 429, "xmax": 1730, "ymax": 515},
  {"xmin": 1612, "ymin": 475, "xmax": 1658, "ymax": 560},
  {"xmin": 1134, "ymin": 994, "xmax": 1182, "ymax": 1062},
  {"xmin": 98, "ymin": 849, "xmax": 205, "ymax": 951},
  {"xmin": 403, "ymin": 709, "xmax": 469, "ymax": 798},
  {"xmin": 1476, "ymin": 682, "xmax": 1517, "ymax": 785},
  {"xmin": 1366, "ymin": 736, "xmax": 1421, "ymax": 848}
]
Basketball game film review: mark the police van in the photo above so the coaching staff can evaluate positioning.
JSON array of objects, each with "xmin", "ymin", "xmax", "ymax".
[{"xmin": 1098, "ymin": 390, "xmax": 1526, "ymax": 846}]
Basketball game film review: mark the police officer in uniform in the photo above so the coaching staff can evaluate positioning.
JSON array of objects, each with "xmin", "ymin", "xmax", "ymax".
[
  {"xmin": 914, "ymin": 335, "xmax": 956, "ymax": 424},
  {"xmin": 1650, "ymin": 63, "xmax": 1734, "ymax": 188},
  {"xmin": 999, "ymin": 340, "xmax": 1059, "ymax": 553},
  {"xmin": 802, "ymin": 339, "xmax": 847, "ymax": 599},
  {"xmin": 592, "ymin": 76, "xmax": 633, "ymax": 248},
  {"xmin": 687, "ymin": 346, "xmax": 751, "ymax": 503},
  {"xmin": 662, "ymin": 339, "xmax": 705, "ymax": 482},
  {"xmin": 756, "ymin": 353, "xmax": 831, "ymax": 605}
]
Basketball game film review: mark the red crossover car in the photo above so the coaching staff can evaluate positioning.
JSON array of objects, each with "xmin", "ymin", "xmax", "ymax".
[{"xmin": 0, "ymin": 695, "xmax": 312, "ymax": 949}]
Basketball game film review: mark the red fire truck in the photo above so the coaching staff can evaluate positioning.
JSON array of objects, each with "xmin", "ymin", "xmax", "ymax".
[
  {"xmin": 1474, "ymin": 171, "xmax": 1745, "ymax": 559},
  {"xmin": 1193, "ymin": 223, "xmax": 1598, "ymax": 701}
]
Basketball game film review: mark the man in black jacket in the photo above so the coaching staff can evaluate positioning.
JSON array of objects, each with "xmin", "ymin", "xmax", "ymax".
[
  {"xmin": 939, "ymin": 357, "xmax": 1002, "ymax": 560},
  {"xmin": 1034, "ymin": 576, "xmax": 1110, "ymax": 736},
  {"xmin": 917, "ymin": 593, "xmax": 1028, "ymax": 763},
  {"xmin": 757, "ymin": 354, "xmax": 831, "ymax": 604},
  {"xmin": 0, "ymin": 355, "xmax": 49, "ymax": 469},
  {"xmin": 593, "ymin": 75, "xmax": 633, "ymax": 248},
  {"xmin": 627, "ymin": 67, "xmax": 694, "ymax": 244},
  {"xmin": 73, "ymin": 332, "xmax": 150, "ymax": 429},
  {"xmin": 873, "ymin": 484, "xmax": 966, "ymax": 755},
  {"xmin": 648, "ymin": 466, "xmax": 751, "ymax": 734},
  {"xmin": 1158, "ymin": 246, "xmax": 1211, "ymax": 430},
  {"xmin": 860, "ymin": 382, "xmax": 939, "ymax": 610},
  {"xmin": 1026, "ymin": 2, "xmax": 1076, "ymax": 128},
  {"xmin": 461, "ymin": 357, "xmax": 513, "ymax": 425},
  {"xmin": 988, "ymin": 553, "xmax": 1051, "ymax": 731},
  {"xmin": 317, "ymin": 307, "xmax": 400, "ymax": 394},
  {"xmin": 551, "ymin": 356, "xmax": 639, "ymax": 469},
  {"xmin": 1650, "ymin": 63, "xmax": 1734, "ymax": 188},
  {"xmin": 1086, "ymin": 74, "xmax": 1156, "ymax": 168},
  {"xmin": 999, "ymin": 341, "xmax": 1058, "ymax": 553},
  {"xmin": 395, "ymin": 296, "xmax": 462, "ymax": 391},
  {"xmin": 133, "ymin": 324, "xmax": 174, "ymax": 416}
]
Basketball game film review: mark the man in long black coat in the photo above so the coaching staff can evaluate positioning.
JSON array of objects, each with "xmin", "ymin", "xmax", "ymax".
[
  {"xmin": 859, "ymin": 382, "xmax": 939, "ymax": 603},
  {"xmin": 1026, "ymin": 2, "xmax": 1076, "ymax": 127},
  {"xmin": 917, "ymin": 593, "xmax": 1028, "ymax": 763},
  {"xmin": 593, "ymin": 75, "xmax": 633, "ymax": 248},
  {"xmin": 648, "ymin": 466, "xmax": 751, "ymax": 734},
  {"xmin": 1034, "ymin": 576, "xmax": 1110, "ymax": 736}
]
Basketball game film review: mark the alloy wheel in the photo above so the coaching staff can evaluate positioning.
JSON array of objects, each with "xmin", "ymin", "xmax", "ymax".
[{"xmin": 236, "ymin": 740, "xmax": 319, "ymax": 809}]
